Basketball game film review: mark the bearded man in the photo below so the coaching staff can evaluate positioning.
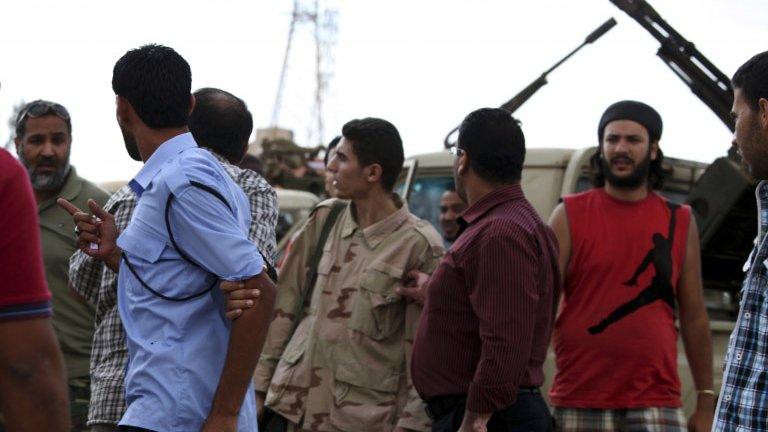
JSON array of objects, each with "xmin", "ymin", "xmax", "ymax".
[
  {"xmin": 14, "ymin": 99, "xmax": 109, "ymax": 431},
  {"xmin": 547, "ymin": 100, "xmax": 715, "ymax": 432}
]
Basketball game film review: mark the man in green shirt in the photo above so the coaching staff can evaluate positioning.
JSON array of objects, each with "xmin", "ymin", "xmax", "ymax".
[{"xmin": 14, "ymin": 100, "xmax": 108, "ymax": 431}]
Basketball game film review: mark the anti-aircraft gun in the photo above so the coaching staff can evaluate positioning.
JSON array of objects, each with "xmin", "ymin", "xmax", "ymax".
[
  {"xmin": 443, "ymin": 17, "xmax": 618, "ymax": 148},
  {"xmin": 443, "ymin": 0, "xmax": 753, "ymax": 298},
  {"xmin": 611, "ymin": 0, "xmax": 755, "ymax": 297}
]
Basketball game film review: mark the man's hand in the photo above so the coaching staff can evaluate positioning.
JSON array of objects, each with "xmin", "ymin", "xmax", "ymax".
[
  {"xmin": 201, "ymin": 413, "xmax": 238, "ymax": 432},
  {"xmin": 458, "ymin": 410, "xmax": 491, "ymax": 432},
  {"xmin": 220, "ymin": 280, "xmax": 262, "ymax": 320},
  {"xmin": 57, "ymin": 198, "xmax": 121, "ymax": 272},
  {"xmin": 687, "ymin": 395, "xmax": 715, "ymax": 432},
  {"xmin": 395, "ymin": 269, "xmax": 430, "ymax": 305}
]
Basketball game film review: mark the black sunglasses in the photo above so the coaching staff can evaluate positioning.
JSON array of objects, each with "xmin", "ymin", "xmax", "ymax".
[{"xmin": 16, "ymin": 101, "xmax": 71, "ymax": 127}]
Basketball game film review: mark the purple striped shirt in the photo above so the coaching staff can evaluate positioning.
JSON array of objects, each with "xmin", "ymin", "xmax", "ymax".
[{"xmin": 411, "ymin": 183, "xmax": 560, "ymax": 414}]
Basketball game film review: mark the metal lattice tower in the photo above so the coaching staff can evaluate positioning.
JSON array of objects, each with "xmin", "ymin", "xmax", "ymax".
[{"xmin": 271, "ymin": 0, "xmax": 337, "ymax": 147}]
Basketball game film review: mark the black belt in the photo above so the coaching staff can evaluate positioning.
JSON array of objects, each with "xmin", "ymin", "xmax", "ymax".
[{"xmin": 424, "ymin": 387, "xmax": 540, "ymax": 420}]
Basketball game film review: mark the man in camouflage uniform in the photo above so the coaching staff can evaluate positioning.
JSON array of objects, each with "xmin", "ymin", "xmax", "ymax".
[{"xmin": 249, "ymin": 118, "xmax": 444, "ymax": 431}]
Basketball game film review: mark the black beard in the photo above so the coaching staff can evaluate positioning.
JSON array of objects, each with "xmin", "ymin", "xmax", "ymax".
[
  {"xmin": 121, "ymin": 125, "xmax": 142, "ymax": 161},
  {"xmin": 601, "ymin": 154, "xmax": 651, "ymax": 189}
]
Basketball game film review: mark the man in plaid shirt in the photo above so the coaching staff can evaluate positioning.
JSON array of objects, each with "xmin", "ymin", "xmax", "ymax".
[
  {"xmin": 69, "ymin": 87, "xmax": 278, "ymax": 431},
  {"xmin": 714, "ymin": 51, "xmax": 768, "ymax": 432}
]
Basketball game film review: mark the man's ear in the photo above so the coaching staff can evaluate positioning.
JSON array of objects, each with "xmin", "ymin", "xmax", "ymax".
[
  {"xmin": 759, "ymin": 98, "xmax": 768, "ymax": 131},
  {"xmin": 188, "ymin": 94, "xmax": 196, "ymax": 118},
  {"xmin": 14, "ymin": 136, "xmax": 22, "ymax": 155},
  {"xmin": 650, "ymin": 140, "xmax": 660, "ymax": 161},
  {"xmin": 366, "ymin": 163, "xmax": 383, "ymax": 185},
  {"xmin": 456, "ymin": 151, "xmax": 470, "ymax": 176},
  {"xmin": 115, "ymin": 95, "xmax": 130, "ymax": 127}
]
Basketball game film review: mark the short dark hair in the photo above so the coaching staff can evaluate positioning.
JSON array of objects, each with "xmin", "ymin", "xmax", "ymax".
[
  {"xmin": 190, "ymin": 87, "xmax": 253, "ymax": 164},
  {"xmin": 324, "ymin": 135, "xmax": 342, "ymax": 165},
  {"xmin": 458, "ymin": 108, "xmax": 525, "ymax": 183},
  {"xmin": 112, "ymin": 44, "xmax": 192, "ymax": 129},
  {"xmin": 15, "ymin": 100, "xmax": 72, "ymax": 138},
  {"xmin": 341, "ymin": 118, "xmax": 404, "ymax": 191},
  {"xmin": 733, "ymin": 51, "xmax": 768, "ymax": 110}
]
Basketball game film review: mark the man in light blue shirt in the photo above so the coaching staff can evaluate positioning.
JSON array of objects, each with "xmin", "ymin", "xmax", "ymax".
[{"xmin": 59, "ymin": 44, "xmax": 275, "ymax": 432}]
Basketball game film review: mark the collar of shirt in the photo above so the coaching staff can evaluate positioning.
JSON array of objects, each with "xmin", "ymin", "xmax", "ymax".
[
  {"xmin": 458, "ymin": 183, "xmax": 524, "ymax": 228},
  {"xmin": 38, "ymin": 166, "xmax": 82, "ymax": 212},
  {"xmin": 756, "ymin": 180, "xmax": 768, "ymax": 245},
  {"xmin": 340, "ymin": 195, "xmax": 410, "ymax": 248},
  {"xmin": 129, "ymin": 132, "xmax": 196, "ymax": 196}
]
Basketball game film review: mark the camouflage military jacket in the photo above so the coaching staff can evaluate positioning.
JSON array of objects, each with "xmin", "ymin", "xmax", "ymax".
[{"xmin": 254, "ymin": 198, "xmax": 444, "ymax": 431}]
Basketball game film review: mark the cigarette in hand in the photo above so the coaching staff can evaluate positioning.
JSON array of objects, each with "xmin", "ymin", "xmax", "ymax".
[{"xmin": 89, "ymin": 217, "xmax": 101, "ymax": 250}]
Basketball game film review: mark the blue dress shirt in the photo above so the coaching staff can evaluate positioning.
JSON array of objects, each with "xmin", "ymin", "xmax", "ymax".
[{"xmin": 116, "ymin": 133, "xmax": 261, "ymax": 432}]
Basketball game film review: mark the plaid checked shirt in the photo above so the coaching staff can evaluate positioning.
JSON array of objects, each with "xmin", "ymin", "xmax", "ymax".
[
  {"xmin": 713, "ymin": 180, "xmax": 768, "ymax": 432},
  {"xmin": 69, "ymin": 152, "xmax": 278, "ymax": 426}
]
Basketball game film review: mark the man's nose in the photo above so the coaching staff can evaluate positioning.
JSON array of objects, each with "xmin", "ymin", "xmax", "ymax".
[{"xmin": 40, "ymin": 140, "xmax": 56, "ymax": 156}]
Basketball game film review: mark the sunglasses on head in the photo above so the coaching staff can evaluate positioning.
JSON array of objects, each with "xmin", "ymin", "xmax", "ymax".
[{"xmin": 16, "ymin": 101, "xmax": 71, "ymax": 127}]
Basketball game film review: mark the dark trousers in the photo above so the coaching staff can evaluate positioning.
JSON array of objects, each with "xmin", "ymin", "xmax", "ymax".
[
  {"xmin": 430, "ymin": 392, "xmax": 553, "ymax": 432},
  {"xmin": 119, "ymin": 427, "xmax": 156, "ymax": 432}
]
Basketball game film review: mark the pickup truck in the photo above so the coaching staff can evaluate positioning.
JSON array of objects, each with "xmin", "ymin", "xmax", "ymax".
[{"xmin": 395, "ymin": 147, "xmax": 734, "ymax": 416}]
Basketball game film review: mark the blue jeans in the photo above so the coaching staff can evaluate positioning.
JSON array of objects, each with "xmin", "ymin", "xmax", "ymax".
[{"xmin": 431, "ymin": 392, "xmax": 554, "ymax": 432}]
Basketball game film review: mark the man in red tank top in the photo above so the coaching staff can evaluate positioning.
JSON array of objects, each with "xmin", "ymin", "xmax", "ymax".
[{"xmin": 548, "ymin": 101, "xmax": 715, "ymax": 432}]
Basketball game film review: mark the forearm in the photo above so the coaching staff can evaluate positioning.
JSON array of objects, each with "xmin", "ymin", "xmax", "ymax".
[
  {"xmin": 104, "ymin": 248, "xmax": 122, "ymax": 273},
  {"xmin": 210, "ymin": 275, "xmax": 276, "ymax": 417},
  {"xmin": 0, "ymin": 320, "xmax": 70, "ymax": 432},
  {"xmin": 69, "ymin": 250, "xmax": 104, "ymax": 306},
  {"xmin": 680, "ymin": 313, "xmax": 714, "ymax": 394}
]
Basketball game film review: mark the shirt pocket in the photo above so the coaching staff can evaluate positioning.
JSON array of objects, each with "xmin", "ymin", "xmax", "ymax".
[
  {"xmin": 266, "ymin": 324, "xmax": 310, "ymax": 410},
  {"xmin": 330, "ymin": 362, "xmax": 399, "ymax": 431},
  {"xmin": 348, "ymin": 261, "xmax": 405, "ymax": 341},
  {"xmin": 118, "ymin": 227, "xmax": 166, "ymax": 264}
]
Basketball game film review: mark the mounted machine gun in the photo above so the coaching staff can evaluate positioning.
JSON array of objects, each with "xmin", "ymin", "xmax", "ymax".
[
  {"xmin": 612, "ymin": 0, "xmax": 754, "ymax": 296},
  {"xmin": 443, "ymin": 17, "xmax": 617, "ymax": 148}
]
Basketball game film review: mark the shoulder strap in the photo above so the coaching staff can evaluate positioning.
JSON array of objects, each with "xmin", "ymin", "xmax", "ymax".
[
  {"xmin": 128, "ymin": 180, "xmax": 277, "ymax": 303},
  {"xmin": 290, "ymin": 201, "xmax": 346, "ymax": 335}
]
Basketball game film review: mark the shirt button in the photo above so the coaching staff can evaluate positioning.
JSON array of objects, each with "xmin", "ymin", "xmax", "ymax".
[
  {"xmin": 725, "ymin": 394, "xmax": 732, "ymax": 401},
  {"xmin": 744, "ymin": 312, "xmax": 751, "ymax": 319},
  {"xmin": 736, "ymin": 352, "xmax": 743, "ymax": 361}
]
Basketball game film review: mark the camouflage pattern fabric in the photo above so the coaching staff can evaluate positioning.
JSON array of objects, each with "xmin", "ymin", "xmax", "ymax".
[
  {"xmin": 69, "ymin": 377, "xmax": 91, "ymax": 431},
  {"xmin": 254, "ymin": 197, "xmax": 444, "ymax": 432}
]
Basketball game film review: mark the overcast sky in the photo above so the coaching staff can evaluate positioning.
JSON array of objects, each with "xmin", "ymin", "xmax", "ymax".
[{"xmin": 1, "ymin": 0, "xmax": 766, "ymax": 183}]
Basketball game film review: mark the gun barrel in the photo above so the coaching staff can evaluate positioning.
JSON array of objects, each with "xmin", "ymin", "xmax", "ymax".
[
  {"xmin": 586, "ymin": 17, "xmax": 618, "ymax": 44},
  {"xmin": 443, "ymin": 18, "xmax": 617, "ymax": 148}
]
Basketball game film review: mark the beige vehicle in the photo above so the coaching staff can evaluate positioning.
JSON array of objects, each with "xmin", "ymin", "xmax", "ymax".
[
  {"xmin": 395, "ymin": 148, "xmax": 734, "ymax": 416},
  {"xmin": 274, "ymin": 188, "xmax": 321, "ymax": 261}
]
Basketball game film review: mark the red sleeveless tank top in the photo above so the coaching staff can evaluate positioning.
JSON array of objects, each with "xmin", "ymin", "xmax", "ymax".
[{"xmin": 549, "ymin": 188, "xmax": 690, "ymax": 409}]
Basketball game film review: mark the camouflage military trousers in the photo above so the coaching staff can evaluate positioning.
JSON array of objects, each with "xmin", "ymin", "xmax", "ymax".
[
  {"xmin": 69, "ymin": 376, "xmax": 91, "ymax": 431},
  {"xmin": 0, "ymin": 376, "xmax": 90, "ymax": 431}
]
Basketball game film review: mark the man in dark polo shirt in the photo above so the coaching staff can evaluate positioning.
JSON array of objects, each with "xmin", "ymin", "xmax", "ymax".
[{"xmin": 410, "ymin": 108, "xmax": 560, "ymax": 432}]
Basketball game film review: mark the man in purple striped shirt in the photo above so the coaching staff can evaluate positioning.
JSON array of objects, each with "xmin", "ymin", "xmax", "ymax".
[{"xmin": 409, "ymin": 108, "xmax": 560, "ymax": 432}]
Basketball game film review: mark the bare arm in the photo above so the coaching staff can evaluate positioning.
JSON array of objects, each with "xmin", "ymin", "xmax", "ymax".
[
  {"xmin": 677, "ymin": 217, "xmax": 714, "ymax": 431},
  {"xmin": 204, "ymin": 273, "xmax": 277, "ymax": 430},
  {"xmin": 0, "ymin": 317, "xmax": 70, "ymax": 432},
  {"xmin": 548, "ymin": 203, "xmax": 571, "ymax": 287}
]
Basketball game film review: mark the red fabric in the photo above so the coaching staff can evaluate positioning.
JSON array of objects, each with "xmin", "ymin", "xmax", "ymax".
[
  {"xmin": 412, "ymin": 184, "xmax": 560, "ymax": 414},
  {"xmin": 0, "ymin": 150, "xmax": 51, "ymax": 312},
  {"xmin": 550, "ymin": 188, "xmax": 690, "ymax": 409}
]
